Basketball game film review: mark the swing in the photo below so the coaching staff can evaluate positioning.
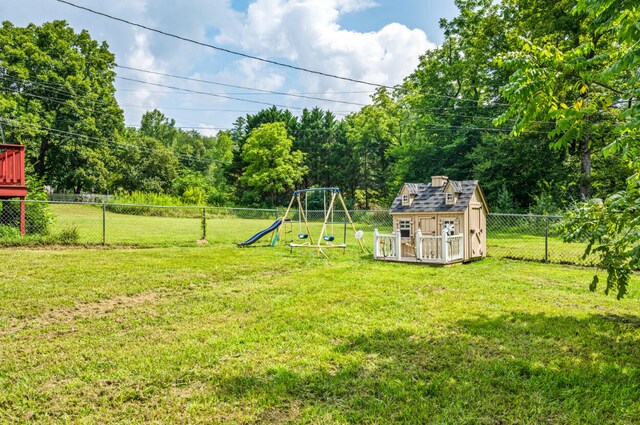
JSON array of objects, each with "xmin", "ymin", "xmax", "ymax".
[
  {"xmin": 274, "ymin": 187, "xmax": 366, "ymax": 257},
  {"xmin": 298, "ymin": 192, "xmax": 308, "ymax": 239},
  {"xmin": 322, "ymin": 191, "xmax": 335, "ymax": 242}
]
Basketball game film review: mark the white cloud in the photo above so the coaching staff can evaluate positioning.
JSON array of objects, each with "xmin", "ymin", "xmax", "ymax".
[
  {"xmin": 214, "ymin": 0, "xmax": 435, "ymax": 111},
  {"xmin": 197, "ymin": 123, "xmax": 219, "ymax": 137}
]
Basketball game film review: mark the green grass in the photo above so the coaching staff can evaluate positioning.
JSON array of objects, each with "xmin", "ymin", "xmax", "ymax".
[{"xmin": 1, "ymin": 240, "xmax": 639, "ymax": 423}]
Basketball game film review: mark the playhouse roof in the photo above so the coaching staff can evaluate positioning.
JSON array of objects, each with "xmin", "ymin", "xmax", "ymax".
[{"xmin": 390, "ymin": 180, "xmax": 481, "ymax": 213}]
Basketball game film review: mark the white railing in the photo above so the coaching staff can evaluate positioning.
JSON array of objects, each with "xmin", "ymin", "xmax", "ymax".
[
  {"xmin": 416, "ymin": 233, "xmax": 442, "ymax": 261},
  {"xmin": 374, "ymin": 228, "xmax": 464, "ymax": 263},
  {"xmin": 373, "ymin": 229, "xmax": 401, "ymax": 260},
  {"xmin": 447, "ymin": 234, "xmax": 464, "ymax": 261},
  {"xmin": 416, "ymin": 229, "xmax": 464, "ymax": 263}
]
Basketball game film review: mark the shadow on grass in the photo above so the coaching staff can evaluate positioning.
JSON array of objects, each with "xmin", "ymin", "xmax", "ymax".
[{"xmin": 208, "ymin": 312, "xmax": 640, "ymax": 423}]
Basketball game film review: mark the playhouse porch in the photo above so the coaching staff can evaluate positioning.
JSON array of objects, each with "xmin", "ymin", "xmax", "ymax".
[{"xmin": 373, "ymin": 228, "xmax": 464, "ymax": 265}]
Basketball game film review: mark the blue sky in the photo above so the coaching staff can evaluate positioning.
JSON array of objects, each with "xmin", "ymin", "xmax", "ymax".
[{"xmin": 1, "ymin": 0, "xmax": 460, "ymax": 133}]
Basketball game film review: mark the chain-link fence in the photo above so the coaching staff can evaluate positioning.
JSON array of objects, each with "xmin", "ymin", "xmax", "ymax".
[
  {"xmin": 0, "ymin": 199, "xmax": 597, "ymax": 266},
  {"xmin": 487, "ymin": 213, "xmax": 597, "ymax": 266}
]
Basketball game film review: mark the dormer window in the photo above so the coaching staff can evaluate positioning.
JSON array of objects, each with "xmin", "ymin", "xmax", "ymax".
[
  {"xmin": 402, "ymin": 194, "xmax": 409, "ymax": 206},
  {"xmin": 446, "ymin": 193, "xmax": 454, "ymax": 205}
]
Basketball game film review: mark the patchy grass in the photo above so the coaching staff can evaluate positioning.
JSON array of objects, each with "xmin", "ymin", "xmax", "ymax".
[{"xmin": 1, "ymin": 242, "xmax": 639, "ymax": 423}]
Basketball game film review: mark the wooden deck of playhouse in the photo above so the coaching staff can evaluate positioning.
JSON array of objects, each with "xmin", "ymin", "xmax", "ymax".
[
  {"xmin": 0, "ymin": 144, "xmax": 27, "ymax": 235},
  {"xmin": 373, "ymin": 228, "xmax": 465, "ymax": 265}
]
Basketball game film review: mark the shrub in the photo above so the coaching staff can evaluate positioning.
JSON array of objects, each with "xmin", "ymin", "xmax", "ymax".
[{"xmin": 56, "ymin": 226, "xmax": 80, "ymax": 245}]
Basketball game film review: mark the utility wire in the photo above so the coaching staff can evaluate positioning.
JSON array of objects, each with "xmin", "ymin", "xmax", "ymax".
[
  {"xmin": 2, "ymin": 73, "xmax": 554, "ymax": 127},
  {"xmin": 117, "ymin": 76, "xmax": 306, "ymax": 111},
  {"xmin": 55, "ymin": 0, "xmax": 391, "ymax": 89},
  {"xmin": 117, "ymin": 65, "xmax": 373, "ymax": 103},
  {"xmin": 0, "ymin": 117, "xmax": 229, "ymax": 165},
  {"xmin": 3, "ymin": 85, "xmax": 551, "ymax": 130}
]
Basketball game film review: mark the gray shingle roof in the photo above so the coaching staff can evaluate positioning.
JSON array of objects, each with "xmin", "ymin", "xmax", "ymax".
[
  {"xmin": 390, "ymin": 180, "xmax": 479, "ymax": 213},
  {"xmin": 404, "ymin": 183, "xmax": 422, "ymax": 195}
]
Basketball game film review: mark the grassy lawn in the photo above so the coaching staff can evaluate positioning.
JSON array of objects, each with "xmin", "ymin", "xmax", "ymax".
[{"xmin": 1, "ymin": 240, "xmax": 639, "ymax": 423}]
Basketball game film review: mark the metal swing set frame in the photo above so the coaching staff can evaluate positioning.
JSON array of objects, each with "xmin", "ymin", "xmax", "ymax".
[{"xmin": 273, "ymin": 187, "xmax": 366, "ymax": 257}]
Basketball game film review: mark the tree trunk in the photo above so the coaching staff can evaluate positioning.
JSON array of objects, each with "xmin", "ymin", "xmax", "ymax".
[
  {"xmin": 579, "ymin": 135, "xmax": 591, "ymax": 200},
  {"xmin": 36, "ymin": 138, "xmax": 49, "ymax": 179}
]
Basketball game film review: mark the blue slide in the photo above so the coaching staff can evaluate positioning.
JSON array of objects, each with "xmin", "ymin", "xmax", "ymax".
[{"xmin": 237, "ymin": 219, "xmax": 282, "ymax": 247}]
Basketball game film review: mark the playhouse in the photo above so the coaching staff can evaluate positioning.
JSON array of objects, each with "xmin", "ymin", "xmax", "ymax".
[
  {"xmin": 374, "ymin": 176, "xmax": 488, "ymax": 265},
  {"xmin": 0, "ymin": 144, "xmax": 27, "ymax": 235}
]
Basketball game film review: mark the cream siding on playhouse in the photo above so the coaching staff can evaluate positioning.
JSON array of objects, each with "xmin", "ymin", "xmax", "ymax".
[{"xmin": 388, "ymin": 176, "xmax": 488, "ymax": 263}]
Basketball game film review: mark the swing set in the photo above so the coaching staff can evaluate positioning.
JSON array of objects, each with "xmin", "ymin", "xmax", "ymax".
[{"xmin": 273, "ymin": 187, "xmax": 365, "ymax": 257}]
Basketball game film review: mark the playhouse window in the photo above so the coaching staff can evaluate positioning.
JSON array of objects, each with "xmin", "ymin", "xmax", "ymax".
[
  {"xmin": 400, "ymin": 219, "xmax": 411, "ymax": 238},
  {"xmin": 402, "ymin": 194, "xmax": 409, "ymax": 205},
  {"xmin": 446, "ymin": 193, "xmax": 454, "ymax": 205},
  {"xmin": 443, "ymin": 220, "xmax": 456, "ymax": 236}
]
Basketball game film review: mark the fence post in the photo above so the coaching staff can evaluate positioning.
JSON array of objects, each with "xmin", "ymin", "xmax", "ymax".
[
  {"xmin": 276, "ymin": 207, "xmax": 279, "ymax": 220},
  {"xmin": 102, "ymin": 202, "xmax": 106, "ymax": 245},
  {"xmin": 415, "ymin": 229, "xmax": 422, "ymax": 260},
  {"xmin": 544, "ymin": 216, "xmax": 549, "ymax": 263},
  {"xmin": 396, "ymin": 231, "xmax": 402, "ymax": 261},
  {"xmin": 373, "ymin": 228, "xmax": 378, "ymax": 259},
  {"xmin": 201, "ymin": 207, "xmax": 207, "ymax": 240}
]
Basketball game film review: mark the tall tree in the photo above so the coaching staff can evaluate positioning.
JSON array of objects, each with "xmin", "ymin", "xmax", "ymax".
[
  {"xmin": 139, "ymin": 109, "xmax": 179, "ymax": 148},
  {"xmin": 239, "ymin": 122, "xmax": 306, "ymax": 206},
  {"xmin": 295, "ymin": 107, "xmax": 340, "ymax": 189},
  {"xmin": 345, "ymin": 88, "xmax": 400, "ymax": 208},
  {"xmin": 0, "ymin": 20, "xmax": 123, "ymax": 193},
  {"xmin": 113, "ymin": 129, "xmax": 178, "ymax": 193},
  {"xmin": 500, "ymin": 0, "xmax": 639, "ymax": 297}
]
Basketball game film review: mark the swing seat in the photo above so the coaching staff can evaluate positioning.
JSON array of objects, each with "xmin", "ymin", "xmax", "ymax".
[
  {"xmin": 323, "ymin": 235, "xmax": 335, "ymax": 242},
  {"xmin": 298, "ymin": 233, "xmax": 309, "ymax": 239}
]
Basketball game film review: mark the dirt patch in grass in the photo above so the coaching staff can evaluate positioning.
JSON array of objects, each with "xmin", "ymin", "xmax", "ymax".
[{"xmin": 3, "ymin": 291, "xmax": 159, "ymax": 335}]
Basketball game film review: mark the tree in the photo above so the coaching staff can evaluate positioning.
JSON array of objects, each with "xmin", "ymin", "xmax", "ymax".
[
  {"xmin": 496, "ymin": 0, "xmax": 624, "ymax": 200},
  {"xmin": 0, "ymin": 20, "xmax": 124, "ymax": 193},
  {"xmin": 239, "ymin": 122, "xmax": 306, "ymax": 206},
  {"xmin": 139, "ymin": 109, "xmax": 179, "ymax": 148},
  {"xmin": 114, "ymin": 129, "xmax": 178, "ymax": 193},
  {"xmin": 499, "ymin": 0, "xmax": 639, "ymax": 297},
  {"xmin": 228, "ymin": 107, "xmax": 299, "ymax": 201},
  {"xmin": 396, "ymin": 0, "xmax": 559, "ymax": 205},
  {"xmin": 345, "ymin": 88, "xmax": 400, "ymax": 208}
]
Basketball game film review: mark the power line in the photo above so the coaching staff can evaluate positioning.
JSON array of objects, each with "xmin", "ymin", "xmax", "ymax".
[
  {"xmin": 117, "ymin": 76, "xmax": 308, "ymax": 111},
  {"xmin": 2, "ymin": 73, "xmax": 554, "ymax": 128},
  {"xmin": 3, "ymin": 84, "xmax": 549, "ymax": 131},
  {"xmin": 117, "ymin": 65, "xmax": 374, "ymax": 103},
  {"xmin": 2, "ymin": 71, "xmax": 511, "ymax": 118},
  {"xmin": 0, "ymin": 117, "xmax": 229, "ymax": 165},
  {"xmin": 55, "ymin": 0, "xmax": 391, "ymax": 89}
]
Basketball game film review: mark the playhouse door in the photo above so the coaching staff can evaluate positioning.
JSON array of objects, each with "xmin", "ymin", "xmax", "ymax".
[
  {"xmin": 470, "ymin": 206, "xmax": 483, "ymax": 258},
  {"xmin": 418, "ymin": 216, "xmax": 437, "ymax": 236}
]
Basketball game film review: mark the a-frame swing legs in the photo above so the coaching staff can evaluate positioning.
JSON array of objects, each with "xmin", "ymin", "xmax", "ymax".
[
  {"xmin": 337, "ymin": 192, "xmax": 366, "ymax": 253},
  {"xmin": 273, "ymin": 194, "xmax": 296, "ymax": 245},
  {"xmin": 274, "ymin": 188, "xmax": 365, "ymax": 257}
]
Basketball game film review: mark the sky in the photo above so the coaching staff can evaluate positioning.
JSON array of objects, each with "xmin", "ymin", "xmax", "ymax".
[{"xmin": 0, "ymin": 0, "xmax": 460, "ymax": 135}]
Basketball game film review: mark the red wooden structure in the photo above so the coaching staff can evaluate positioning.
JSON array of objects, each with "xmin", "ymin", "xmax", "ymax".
[{"xmin": 0, "ymin": 144, "xmax": 27, "ymax": 235}]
